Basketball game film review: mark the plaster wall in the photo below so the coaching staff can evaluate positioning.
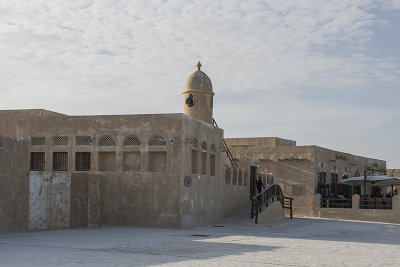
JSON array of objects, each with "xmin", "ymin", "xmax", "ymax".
[
  {"xmin": 0, "ymin": 135, "xmax": 29, "ymax": 233},
  {"xmin": 0, "ymin": 109, "xmax": 66, "ymax": 137},
  {"xmin": 1, "ymin": 110, "xmax": 249, "ymax": 229},
  {"xmin": 180, "ymin": 116, "xmax": 249, "ymax": 227},
  {"xmin": 29, "ymin": 171, "xmax": 71, "ymax": 230},
  {"xmin": 10, "ymin": 112, "xmax": 184, "ymax": 228},
  {"xmin": 387, "ymin": 169, "xmax": 400, "ymax": 177},
  {"xmin": 227, "ymin": 139, "xmax": 386, "ymax": 217},
  {"xmin": 182, "ymin": 91, "xmax": 213, "ymax": 124},
  {"xmin": 225, "ymin": 137, "xmax": 296, "ymax": 148}
]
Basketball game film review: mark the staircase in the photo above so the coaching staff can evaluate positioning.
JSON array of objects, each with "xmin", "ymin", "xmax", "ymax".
[
  {"xmin": 212, "ymin": 119, "xmax": 238, "ymax": 167},
  {"xmin": 251, "ymin": 184, "xmax": 293, "ymax": 224}
]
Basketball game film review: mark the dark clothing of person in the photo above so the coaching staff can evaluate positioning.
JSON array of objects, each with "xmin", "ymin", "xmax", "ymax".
[{"xmin": 256, "ymin": 178, "xmax": 264, "ymax": 194}]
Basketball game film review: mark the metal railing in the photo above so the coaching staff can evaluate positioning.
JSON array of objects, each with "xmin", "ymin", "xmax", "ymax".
[
  {"xmin": 321, "ymin": 198, "xmax": 352, "ymax": 208},
  {"xmin": 360, "ymin": 198, "xmax": 392, "ymax": 210},
  {"xmin": 251, "ymin": 184, "xmax": 293, "ymax": 223},
  {"xmin": 212, "ymin": 119, "xmax": 238, "ymax": 167}
]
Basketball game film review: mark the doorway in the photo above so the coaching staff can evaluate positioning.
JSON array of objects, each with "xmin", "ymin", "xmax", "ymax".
[{"xmin": 250, "ymin": 166, "xmax": 257, "ymax": 199}]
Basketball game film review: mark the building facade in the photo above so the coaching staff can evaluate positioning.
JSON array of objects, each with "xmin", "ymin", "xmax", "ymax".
[
  {"xmin": 226, "ymin": 137, "xmax": 386, "ymax": 216},
  {"xmin": 0, "ymin": 64, "xmax": 250, "ymax": 231}
]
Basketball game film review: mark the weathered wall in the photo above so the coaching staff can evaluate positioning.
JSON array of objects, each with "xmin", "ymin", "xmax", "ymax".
[
  {"xmin": 180, "ymin": 116, "xmax": 249, "ymax": 227},
  {"xmin": 228, "ymin": 144, "xmax": 316, "ymax": 216},
  {"xmin": 1, "ymin": 110, "xmax": 251, "ymax": 229},
  {"xmin": 29, "ymin": 172, "xmax": 71, "ymax": 230},
  {"xmin": 225, "ymin": 137, "xmax": 296, "ymax": 148},
  {"xmin": 228, "ymin": 138, "xmax": 387, "ymax": 217},
  {"xmin": 70, "ymin": 173, "xmax": 100, "ymax": 227},
  {"xmin": 0, "ymin": 109, "xmax": 66, "ymax": 137},
  {"xmin": 3, "ymin": 112, "xmax": 185, "ymax": 228},
  {"xmin": 28, "ymin": 171, "xmax": 100, "ymax": 230},
  {"xmin": 0, "ymin": 135, "xmax": 29, "ymax": 233},
  {"xmin": 262, "ymin": 158, "xmax": 316, "ymax": 216},
  {"xmin": 387, "ymin": 169, "xmax": 400, "ymax": 177}
]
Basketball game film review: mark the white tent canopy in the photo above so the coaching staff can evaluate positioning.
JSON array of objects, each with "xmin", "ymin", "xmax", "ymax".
[{"xmin": 340, "ymin": 175, "xmax": 400, "ymax": 186}]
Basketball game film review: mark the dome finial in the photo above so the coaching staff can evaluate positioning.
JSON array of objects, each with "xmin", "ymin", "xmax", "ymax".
[{"xmin": 197, "ymin": 61, "xmax": 202, "ymax": 71}]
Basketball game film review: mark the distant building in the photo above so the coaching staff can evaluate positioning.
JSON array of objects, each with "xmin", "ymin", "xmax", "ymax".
[{"xmin": 225, "ymin": 137, "xmax": 386, "ymax": 216}]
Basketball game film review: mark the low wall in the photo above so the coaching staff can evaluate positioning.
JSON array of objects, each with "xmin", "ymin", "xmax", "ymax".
[
  {"xmin": 29, "ymin": 172, "xmax": 71, "ymax": 230},
  {"xmin": 313, "ymin": 194, "xmax": 400, "ymax": 224},
  {"xmin": 0, "ymin": 136, "xmax": 29, "ymax": 233},
  {"xmin": 29, "ymin": 171, "xmax": 100, "ymax": 231}
]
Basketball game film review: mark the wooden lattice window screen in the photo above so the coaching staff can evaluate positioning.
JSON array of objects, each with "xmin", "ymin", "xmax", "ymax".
[
  {"xmin": 124, "ymin": 136, "xmax": 140, "ymax": 146},
  {"xmin": 76, "ymin": 136, "xmax": 92, "ymax": 146},
  {"xmin": 148, "ymin": 136, "xmax": 166, "ymax": 146},
  {"xmin": 53, "ymin": 136, "xmax": 68, "ymax": 146},
  {"xmin": 98, "ymin": 136, "xmax": 115, "ymax": 146},
  {"xmin": 31, "ymin": 137, "xmax": 45, "ymax": 146}
]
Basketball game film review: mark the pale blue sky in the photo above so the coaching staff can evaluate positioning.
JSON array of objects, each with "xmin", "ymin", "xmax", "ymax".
[{"xmin": 0, "ymin": 0, "xmax": 399, "ymax": 168}]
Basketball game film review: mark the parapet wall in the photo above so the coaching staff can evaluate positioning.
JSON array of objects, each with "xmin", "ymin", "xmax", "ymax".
[{"xmin": 225, "ymin": 137, "xmax": 296, "ymax": 148}]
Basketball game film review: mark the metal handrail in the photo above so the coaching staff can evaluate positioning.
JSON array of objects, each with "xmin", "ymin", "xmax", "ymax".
[
  {"xmin": 251, "ymin": 184, "xmax": 293, "ymax": 223},
  {"xmin": 321, "ymin": 198, "xmax": 352, "ymax": 208},
  {"xmin": 212, "ymin": 118, "xmax": 238, "ymax": 167},
  {"xmin": 359, "ymin": 198, "xmax": 392, "ymax": 209}
]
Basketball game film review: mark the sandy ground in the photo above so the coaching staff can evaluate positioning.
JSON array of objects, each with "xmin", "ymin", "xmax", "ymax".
[{"xmin": 1, "ymin": 216, "xmax": 400, "ymax": 266}]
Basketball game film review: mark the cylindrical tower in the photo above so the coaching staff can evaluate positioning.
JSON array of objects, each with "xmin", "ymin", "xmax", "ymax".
[{"xmin": 182, "ymin": 62, "xmax": 214, "ymax": 124}]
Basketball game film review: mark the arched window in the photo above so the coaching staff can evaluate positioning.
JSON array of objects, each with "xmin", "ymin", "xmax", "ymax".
[
  {"xmin": 225, "ymin": 167, "xmax": 231, "ymax": 185},
  {"xmin": 124, "ymin": 136, "xmax": 140, "ymax": 146},
  {"xmin": 201, "ymin": 141, "xmax": 207, "ymax": 175},
  {"xmin": 192, "ymin": 138, "xmax": 198, "ymax": 148},
  {"xmin": 201, "ymin": 141, "xmax": 207, "ymax": 151},
  {"xmin": 232, "ymin": 166, "xmax": 238, "ymax": 185},
  {"xmin": 192, "ymin": 138, "xmax": 198, "ymax": 174},
  {"xmin": 148, "ymin": 136, "xmax": 166, "ymax": 146},
  {"xmin": 209, "ymin": 143, "xmax": 216, "ymax": 176},
  {"xmin": 238, "ymin": 168, "xmax": 243, "ymax": 185},
  {"xmin": 210, "ymin": 144, "xmax": 216, "ymax": 153},
  {"xmin": 98, "ymin": 135, "xmax": 115, "ymax": 146}
]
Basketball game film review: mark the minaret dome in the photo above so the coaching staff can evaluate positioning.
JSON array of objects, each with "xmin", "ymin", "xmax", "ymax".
[{"xmin": 182, "ymin": 62, "xmax": 215, "ymax": 124}]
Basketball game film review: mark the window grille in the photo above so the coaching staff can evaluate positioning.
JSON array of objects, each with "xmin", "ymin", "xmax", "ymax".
[
  {"xmin": 53, "ymin": 136, "xmax": 68, "ymax": 146},
  {"xmin": 31, "ymin": 137, "xmax": 45, "ymax": 146},
  {"xmin": 124, "ymin": 136, "xmax": 140, "ymax": 146},
  {"xmin": 76, "ymin": 152, "xmax": 91, "ymax": 171},
  {"xmin": 53, "ymin": 152, "xmax": 68, "ymax": 171},
  {"xmin": 76, "ymin": 136, "xmax": 92, "ymax": 146},
  {"xmin": 98, "ymin": 136, "xmax": 115, "ymax": 146},
  {"xmin": 201, "ymin": 141, "xmax": 207, "ymax": 151},
  {"xmin": 210, "ymin": 143, "xmax": 216, "ymax": 153},
  {"xmin": 148, "ymin": 136, "xmax": 166, "ymax": 146},
  {"xmin": 31, "ymin": 152, "xmax": 45, "ymax": 171}
]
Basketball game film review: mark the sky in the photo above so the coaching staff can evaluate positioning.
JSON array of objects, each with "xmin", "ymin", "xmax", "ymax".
[{"xmin": 1, "ymin": 0, "xmax": 399, "ymax": 168}]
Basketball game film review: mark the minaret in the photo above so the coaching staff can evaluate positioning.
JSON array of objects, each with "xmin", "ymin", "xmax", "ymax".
[{"xmin": 182, "ymin": 62, "xmax": 214, "ymax": 124}]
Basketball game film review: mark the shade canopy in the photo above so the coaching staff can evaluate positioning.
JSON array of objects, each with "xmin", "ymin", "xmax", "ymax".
[{"xmin": 340, "ymin": 175, "xmax": 400, "ymax": 186}]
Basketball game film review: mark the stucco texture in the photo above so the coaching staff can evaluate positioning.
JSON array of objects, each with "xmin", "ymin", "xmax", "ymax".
[{"xmin": 0, "ymin": 135, "xmax": 29, "ymax": 233}]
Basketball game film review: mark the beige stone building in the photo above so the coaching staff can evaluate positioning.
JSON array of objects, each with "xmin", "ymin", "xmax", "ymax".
[
  {"xmin": 0, "ymin": 62, "xmax": 395, "ymax": 232},
  {"xmin": 0, "ymin": 64, "xmax": 250, "ymax": 232},
  {"xmin": 226, "ymin": 137, "xmax": 386, "ymax": 216}
]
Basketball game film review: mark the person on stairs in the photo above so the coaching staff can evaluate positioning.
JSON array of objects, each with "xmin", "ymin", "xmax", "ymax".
[{"xmin": 256, "ymin": 176, "xmax": 264, "ymax": 194}]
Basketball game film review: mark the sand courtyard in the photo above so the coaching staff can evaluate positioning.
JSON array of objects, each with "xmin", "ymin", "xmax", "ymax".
[{"xmin": 1, "ymin": 215, "xmax": 399, "ymax": 267}]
